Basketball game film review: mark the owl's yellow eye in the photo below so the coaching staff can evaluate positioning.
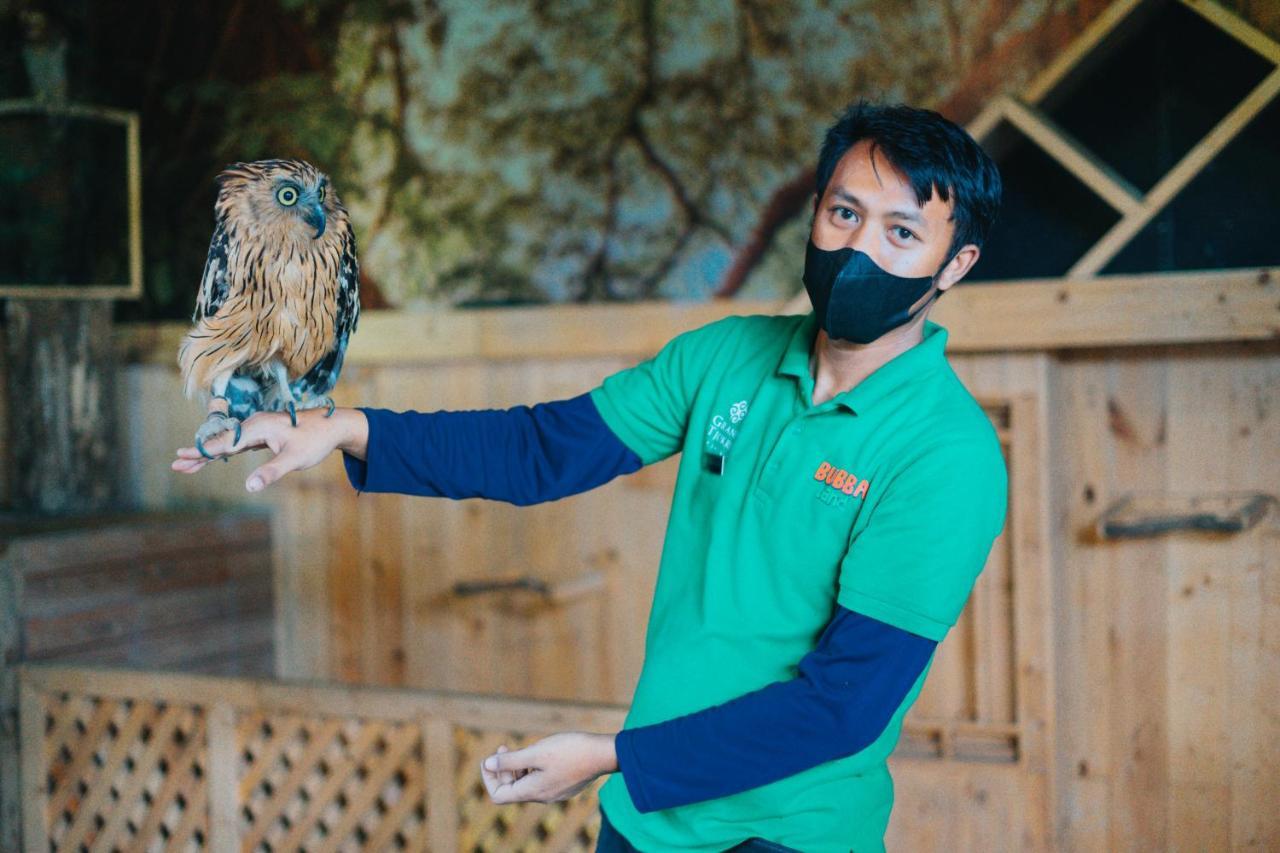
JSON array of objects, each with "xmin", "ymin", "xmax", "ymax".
[
  {"xmin": 317, "ymin": 186, "xmax": 326, "ymax": 203},
  {"xmin": 276, "ymin": 186, "xmax": 299, "ymax": 206}
]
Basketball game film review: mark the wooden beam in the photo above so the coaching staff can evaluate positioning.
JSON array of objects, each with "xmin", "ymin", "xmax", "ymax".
[
  {"xmin": 21, "ymin": 663, "xmax": 629, "ymax": 731},
  {"xmin": 1000, "ymin": 95, "xmax": 1144, "ymax": 215},
  {"xmin": 938, "ymin": 267, "xmax": 1280, "ymax": 350},
  {"xmin": 206, "ymin": 702, "xmax": 238, "ymax": 853},
  {"xmin": 18, "ymin": 678, "xmax": 48, "ymax": 853},
  {"xmin": 115, "ymin": 267, "xmax": 1280, "ymax": 364},
  {"xmin": 966, "ymin": 98, "xmax": 1009, "ymax": 149},
  {"xmin": 1178, "ymin": 0, "xmax": 1280, "ymax": 65}
]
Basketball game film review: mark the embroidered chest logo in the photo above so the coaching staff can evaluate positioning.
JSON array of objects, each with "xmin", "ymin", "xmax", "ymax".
[
  {"xmin": 703, "ymin": 400, "xmax": 749, "ymax": 474},
  {"xmin": 813, "ymin": 461, "xmax": 871, "ymax": 506}
]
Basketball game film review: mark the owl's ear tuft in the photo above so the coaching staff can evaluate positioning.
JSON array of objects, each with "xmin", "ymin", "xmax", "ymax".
[{"xmin": 215, "ymin": 162, "xmax": 257, "ymax": 188}]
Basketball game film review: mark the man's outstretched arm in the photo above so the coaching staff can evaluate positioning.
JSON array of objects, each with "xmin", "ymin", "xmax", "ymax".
[
  {"xmin": 341, "ymin": 393, "xmax": 642, "ymax": 503},
  {"xmin": 172, "ymin": 393, "xmax": 643, "ymax": 502}
]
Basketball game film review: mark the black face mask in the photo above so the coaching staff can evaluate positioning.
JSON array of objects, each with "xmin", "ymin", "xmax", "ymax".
[{"xmin": 802, "ymin": 239, "xmax": 942, "ymax": 344}]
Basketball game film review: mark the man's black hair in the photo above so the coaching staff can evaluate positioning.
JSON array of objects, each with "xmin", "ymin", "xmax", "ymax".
[{"xmin": 814, "ymin": 99, "xmax": 1002, "ymax": 273}]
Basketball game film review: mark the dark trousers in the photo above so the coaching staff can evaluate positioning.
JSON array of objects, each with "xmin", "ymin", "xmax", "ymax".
[{"xmin": 596, "ymin": 806, "xmax": 801, "ymax": 853}]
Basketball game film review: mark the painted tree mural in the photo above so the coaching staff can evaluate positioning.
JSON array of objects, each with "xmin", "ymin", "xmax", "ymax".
[{"xmin": 324, "ymin": 0, "xmax": 1081, "ymax": 306}]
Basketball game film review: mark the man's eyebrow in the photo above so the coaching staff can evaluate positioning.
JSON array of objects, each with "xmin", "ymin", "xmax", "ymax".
[{"xmin": 831, "ymin": 187, "xmax": 926, "ymax": 225}]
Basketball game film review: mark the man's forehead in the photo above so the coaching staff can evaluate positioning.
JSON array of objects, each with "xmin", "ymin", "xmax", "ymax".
[{"xmin": 827, "ymin": 141, "xmax": 953, "ymax": 224}]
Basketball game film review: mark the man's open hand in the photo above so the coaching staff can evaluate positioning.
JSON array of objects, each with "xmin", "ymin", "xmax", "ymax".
[
  {"xmin": 171, "ymin": 407, "xmax": 367, "ymax": 493},
  {"xmin": 480, "ymin": 732, "xmax": 618, "ymax": 805}
]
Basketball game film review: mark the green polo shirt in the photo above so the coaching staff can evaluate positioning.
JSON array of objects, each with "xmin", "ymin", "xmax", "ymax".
[{"xmin": 587, "ymin": 311, "xmax": 1008, "ymax": 853}]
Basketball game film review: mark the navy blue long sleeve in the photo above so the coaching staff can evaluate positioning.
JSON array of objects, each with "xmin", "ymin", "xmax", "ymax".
[
  {"xmin": 341, "ymin": 392, "xmax": 643, "ymax": 504},
  {"xmin": 614, "ymin": 605, "xmax": 938, "ymax": 813},
  {"xmin": 340, "ymin": 393, "xmax": 938, "ymax": 813}
]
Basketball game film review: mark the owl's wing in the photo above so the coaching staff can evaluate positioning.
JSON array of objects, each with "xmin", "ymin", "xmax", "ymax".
[
  {"xmin": 192, "ymin": 218, "xmax": 233, "ymax": 322},
  {"xmin": 291, "ymin": 224, "xmax": 361, "ymax": 400}
]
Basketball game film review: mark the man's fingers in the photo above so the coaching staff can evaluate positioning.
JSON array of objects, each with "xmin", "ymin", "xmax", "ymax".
[
  {"xmin": 480, "ymin": 758, "xmax": 502, "ymax": 798},
  {"xmin": 245, "ymin": 461, "xmax": 280, "ymax": 493},
  {"xmin": 488, "ymin": 769, "xmax": 545, "ymax": 805},
  {"xmin": 494, "ymin": 744, "xmax": 514, "ymax": 785},
  {"xmin": 171, "ymin": 456, "xmax": 210, "ymax": 474},
  {"xmin": 484, "ymin": 745, "xmax": 536, "ymax": 776}
]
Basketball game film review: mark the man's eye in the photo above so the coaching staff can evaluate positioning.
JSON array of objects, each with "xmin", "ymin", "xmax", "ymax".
[
  {"xmin": 894, "ymin": 226, "xmax": 916, "ymax": 240},
  {"xmin": 832, "ymin": 206, "xmax": 856, "ymax": 221}
]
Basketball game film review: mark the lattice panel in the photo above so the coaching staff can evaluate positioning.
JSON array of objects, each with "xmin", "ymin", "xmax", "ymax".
[
  {"xmin": 454, "ymin": 728, "xmax": 601, "ymax": 853},
  {"xmin": 42, "ymin": 691, "xmax": 209, "ymax": 852},
  {"xmin": 237, "ymin": 710, "xmax": 428, "ymax": 851}
]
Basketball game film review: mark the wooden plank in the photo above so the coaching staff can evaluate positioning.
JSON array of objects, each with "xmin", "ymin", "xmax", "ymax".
[
  {"xmin": 11, "ymin": 511, "xmax": 270, "ymax": 577},
  {"xmin": 207, "ymin": 702, "xmax": 238, "ymax": 853},
  {"xmin": 18, "ymin": 677, "xmax": 49, "ymax": 853},
  {"xmin": 1178, "ymin": 0, "xmax": 1280, "ymax": 64},
  {"xmin": 272, "ymin": 480, "xmax": 332, "ymax": 679},
  {"xmin": 1164, "ymin": 350, "xmax": 1234, "ymax": 851},
  {"xmin": 114, "ymin": 267, "xmax": 1280, "ymax": 367},
  {"xmin": 1223, "ymin": 345, "xmax": 1280, "ymax": 850},
  {"xmin": 21, "ymin": 663, "xmax": 631, "ymax": 731},
  {"xmin": 361, "ymin": 496, "xmax": 406, "ymax": 686},
  {"xmin": 1230, "ymin": 524, "xmax": 1280, "ymax": 849},
  {"xmin": 1007, "ymin": 390, "xmax": 1055, "ymax": 849},
  {"xmin": 424, "ymin": 717, "xmax": 459, "ymax": 853},
  {"xmin": 964, "ymin": 97, "xmax": 1007, "ymax": 143},
  {"xmin": 1050, "ymin": 353, "xmax": 1113, "ymax": 850},
  {"xmin": 22, "ymin": 570, "xmax": 272, "ymax": 655},
  {"xmin": 1102, "ymin": 357, "xmax": 1170, "ymax": 851},
  {"xmin": 328, "ymin": 481, "xmax": 365, "ymax": 682},
  {"xmin": 941, "ymin": 268, "xmax": 1280, "ymax": 350}
]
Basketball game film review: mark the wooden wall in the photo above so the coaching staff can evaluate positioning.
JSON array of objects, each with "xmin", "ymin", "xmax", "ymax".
[
  {"xmin": 114, "ymin": 296, "xmax": 1280, "ymax": 851},
  {"xmin": 1048, "ymin": 341, "xmax": 1280, "ymax": 851}
]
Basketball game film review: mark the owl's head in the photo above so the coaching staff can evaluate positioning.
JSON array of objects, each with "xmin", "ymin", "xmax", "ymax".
[{"xmin": 213, "ymin": 158, "xmax": 344, "ymax": 241}]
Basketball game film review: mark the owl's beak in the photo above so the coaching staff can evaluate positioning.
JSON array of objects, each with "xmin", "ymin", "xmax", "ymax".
[{"xmin": 303, "ymin": 203, "xmax": 326, "ymax": 239}]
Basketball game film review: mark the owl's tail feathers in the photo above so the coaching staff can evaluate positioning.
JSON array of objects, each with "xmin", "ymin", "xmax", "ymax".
[{"xmin": 178, "ymin": 318, "xmax": 253, "ymax": 401}]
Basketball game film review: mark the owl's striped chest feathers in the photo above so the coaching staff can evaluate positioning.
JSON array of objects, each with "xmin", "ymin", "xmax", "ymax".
[{"xmin": 226, "ymin": 237, "xmax": 340, "ymax": 378}]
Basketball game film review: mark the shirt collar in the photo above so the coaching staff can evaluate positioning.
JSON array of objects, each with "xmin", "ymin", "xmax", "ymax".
[{"xmin": 775, "ymin": 311, "xmax": 950, "ymax": 414}]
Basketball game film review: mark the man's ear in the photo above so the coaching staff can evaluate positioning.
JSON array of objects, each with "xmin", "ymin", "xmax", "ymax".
[{"xmin": 937, "ymin": 244, "xmax": 980, "ymax": 291}]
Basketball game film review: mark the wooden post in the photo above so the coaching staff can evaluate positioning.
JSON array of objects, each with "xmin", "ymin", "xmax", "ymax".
[
  {"xmin": 3, "ymin": 299, "xmax": 121, "ymax": 514},
  {"xmin": 207, "ymin": 701, "xmax": 238, "ymax": 853},
  {"xmin": 424, "ymin": 716, "xmax": 459, "ymax": 853},
  {"xmin": 18, "ymin": 677, "xmax": 49, "ymax": 853}
]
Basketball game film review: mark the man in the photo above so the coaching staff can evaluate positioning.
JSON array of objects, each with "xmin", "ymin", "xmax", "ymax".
[{"xmin": 174, "ymin": 99, "xmax": 1007, "ymax": 853}]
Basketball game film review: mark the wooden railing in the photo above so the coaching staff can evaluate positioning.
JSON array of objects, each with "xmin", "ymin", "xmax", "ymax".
[{"xmin": 18, "ymin": 664, "xmax": 627, "ymax": 852}]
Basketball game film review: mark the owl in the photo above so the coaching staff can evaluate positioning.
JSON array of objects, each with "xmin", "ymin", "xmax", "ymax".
[{"xmin": 178, "ymin": 159, "xmax": 360, "ymax": 458}]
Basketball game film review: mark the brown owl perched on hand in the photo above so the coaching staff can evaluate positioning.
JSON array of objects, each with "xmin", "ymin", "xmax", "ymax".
[{"xmin": 178, "ymin": 159, "xmax": 360, "ymax": 458}]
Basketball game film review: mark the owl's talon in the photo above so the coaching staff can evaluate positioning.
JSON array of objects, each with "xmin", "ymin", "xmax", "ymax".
[
  {"xmin": 287, "ymin": 402, "xmax": 297, "ymax": 427},
  {"xmin": 324, "ymin": 398, "xmax": 336, "ymax": 417},
  {"xmin": 194, "ymin": 411, "xmax": 243, "ymax": 459}
]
